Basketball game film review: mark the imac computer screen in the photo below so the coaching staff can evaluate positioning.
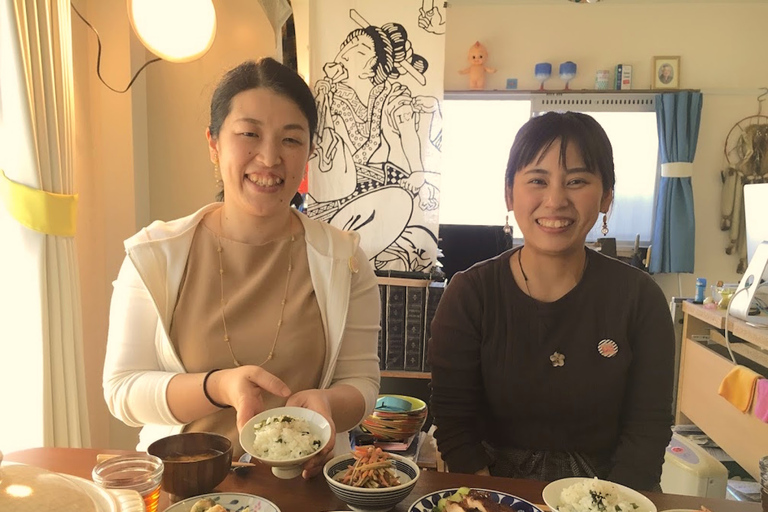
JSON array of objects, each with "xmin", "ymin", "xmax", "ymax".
[
  {"xmin": 745, "ymin": 183, "xmax": 768, "ymax": 264},
  {"xmin": 731, "ymin": 183, "xmax": 768, "ymax": 325}
]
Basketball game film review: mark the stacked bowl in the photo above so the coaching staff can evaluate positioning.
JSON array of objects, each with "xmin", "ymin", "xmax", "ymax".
[{"xmin": 361, "ymin": 395, "xmax": 428, "ymax": 442}]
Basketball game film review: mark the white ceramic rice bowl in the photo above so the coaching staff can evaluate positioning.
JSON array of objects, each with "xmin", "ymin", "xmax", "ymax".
[
  {"xmin": 239, "ymin": 406, "xmax": 331, "ymax": 479},
  {"xmin": 542, "ymin": 477, "xmax": 657, "ymax": 512}
]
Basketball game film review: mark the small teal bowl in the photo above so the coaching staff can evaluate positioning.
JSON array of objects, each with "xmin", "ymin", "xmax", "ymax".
[{"xmin": 323, "ymin": 452, "xmax": 420, "ymax": 512}]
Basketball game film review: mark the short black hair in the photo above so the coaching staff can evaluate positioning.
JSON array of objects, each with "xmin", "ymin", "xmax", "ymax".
[{"xmin": 505, "ymin": 112, "xmax": 615, "ymax": 193}]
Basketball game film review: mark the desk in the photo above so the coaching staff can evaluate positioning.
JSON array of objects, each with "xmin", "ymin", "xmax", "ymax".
[
  {"xmin": 5, "ymin": 448, "xmax": 761, "ymax": 512},
  {"xmin": 678, "ymin": 301, "xmax": 768, "ymax": 480}
]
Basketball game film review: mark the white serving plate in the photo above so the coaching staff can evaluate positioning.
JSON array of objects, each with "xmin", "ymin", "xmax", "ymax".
[
  {"xmin": 542, "ymin": 477, "xmax": 657, "ymax": 512},
  {"xmin": 162, "ymin": 492, "xmax": 281, "ymax": 512}
]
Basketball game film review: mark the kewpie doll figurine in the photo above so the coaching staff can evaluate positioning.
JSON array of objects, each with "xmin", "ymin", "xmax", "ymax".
[{"xmin": 459, "ymin": 41, "xmax": 496, "ymax": 90}]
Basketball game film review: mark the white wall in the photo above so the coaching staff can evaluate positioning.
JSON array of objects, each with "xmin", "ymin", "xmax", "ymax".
[
  {"xmin": 444, "ymin": 2, "xmax": 768, "ymax": 300},
  {"xmin": 145, "ymin": 0, "xmax": 275, "ymax": 223}
]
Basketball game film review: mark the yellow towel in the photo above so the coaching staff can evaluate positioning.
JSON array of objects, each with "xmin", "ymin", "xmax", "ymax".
[{"xmin": 718, "ymin": 365, "xmax": 761, "ymax": 413}]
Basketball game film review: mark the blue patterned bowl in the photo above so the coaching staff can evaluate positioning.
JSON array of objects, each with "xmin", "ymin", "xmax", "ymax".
[
  {"xmin": 408, "ymin": 488, "xmax": 544, "ymax": 512},
  {"xmin": 324, "ymin": 452, "xmax": 420, "ymax": 512}
]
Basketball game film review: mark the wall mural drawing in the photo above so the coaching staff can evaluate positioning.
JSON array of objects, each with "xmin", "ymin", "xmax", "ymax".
[{"xmin": 306, "ymin": 3, "xmax": 445, "ymax": 272}]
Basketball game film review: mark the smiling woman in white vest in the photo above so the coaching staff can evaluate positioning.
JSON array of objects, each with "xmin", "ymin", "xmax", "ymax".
[{"xmin": 102, "ymin": 58, "xmax": 381, "ymax": 479}]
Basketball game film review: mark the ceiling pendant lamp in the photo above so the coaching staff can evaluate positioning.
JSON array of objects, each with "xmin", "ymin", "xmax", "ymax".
[{"xmin": 127, "ymin": 0, "xmax": 217, "ymax": 63}]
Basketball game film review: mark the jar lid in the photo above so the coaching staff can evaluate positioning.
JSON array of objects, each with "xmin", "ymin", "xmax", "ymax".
[{"xmin": 0, "ymin": 463, "xmax": 98, "ymax": 512}]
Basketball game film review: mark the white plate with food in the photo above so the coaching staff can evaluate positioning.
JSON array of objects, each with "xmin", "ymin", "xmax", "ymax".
[
  {"xmin": 162, "ymin": 492, "xmax": 280, "ymax": 512},
  {"xmin": 542, "ymin": 477, "xmax": 657, "ymax": 512},
  {"xmin": 408, "ymin": 487, "xmax": 544, "ymax": 512}
]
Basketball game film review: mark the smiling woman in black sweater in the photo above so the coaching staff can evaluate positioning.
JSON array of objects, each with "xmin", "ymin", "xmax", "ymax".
[{"xmin": 429, "ymin": 112, "xmax": 674, "ymax": 491}]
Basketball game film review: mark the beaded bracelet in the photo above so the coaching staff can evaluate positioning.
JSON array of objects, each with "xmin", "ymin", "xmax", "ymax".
[{"xmin": 203, "ymin": 369, "xmax": 231, "ymax": 409}]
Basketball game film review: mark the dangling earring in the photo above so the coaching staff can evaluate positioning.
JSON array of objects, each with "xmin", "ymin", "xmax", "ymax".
[
  {"xmin": 213, "ymin": 156, "xmax": 222, "ymax": 187},
  {"xmin": 503, "ymin": 213, "xmax": 512, "ymax": 235},
  {"xmin": 601, "ymin": 214, "xmax": 609, "ymax": 236}
]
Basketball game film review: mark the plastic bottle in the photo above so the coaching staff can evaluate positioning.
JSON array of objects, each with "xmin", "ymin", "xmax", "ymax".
[{"xmin": 694, "ymin": 277, "xmax": 707, "ymax": 304}]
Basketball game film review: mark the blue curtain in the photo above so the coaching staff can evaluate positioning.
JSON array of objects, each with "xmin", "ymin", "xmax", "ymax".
[{"xmin": 649, "ymin": 92, "xmax": 703, "ymax": 274}]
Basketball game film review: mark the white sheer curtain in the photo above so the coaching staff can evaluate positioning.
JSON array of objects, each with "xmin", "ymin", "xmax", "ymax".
[{"xmin": 0, "ymin": 0, "xmax": 89, "ymax": 451}]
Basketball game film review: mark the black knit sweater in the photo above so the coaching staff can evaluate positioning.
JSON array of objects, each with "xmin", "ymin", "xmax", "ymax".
[{"xmin": 429, "ymin": 247, "xmax": 674, "ymax": 491}]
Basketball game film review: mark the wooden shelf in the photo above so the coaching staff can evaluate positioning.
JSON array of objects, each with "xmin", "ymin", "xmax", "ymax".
[
  {"xmin": 682, "ymin": 300, "xmax": 768, "ymax": 351},
  {"xmin": 678, "ymin": 301, "xmax": 768, "ymax": 481},
  {"xmin": 382, "ymin": 370, "xmax": 431, "ymax": 380},
  {"xmin": 444, "ymin": 88, "xmax": 700, "ymax": 95}
]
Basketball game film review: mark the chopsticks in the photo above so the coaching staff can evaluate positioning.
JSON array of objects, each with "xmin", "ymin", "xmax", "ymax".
[{"xmin": 96, "ymin": 453, "xmax": 256, "ymax": 469}]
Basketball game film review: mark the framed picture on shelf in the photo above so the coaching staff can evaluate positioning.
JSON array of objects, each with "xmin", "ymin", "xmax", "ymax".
[{"xmin": 652, "ymin": 56, "xmax": 680, "ymax": 89}]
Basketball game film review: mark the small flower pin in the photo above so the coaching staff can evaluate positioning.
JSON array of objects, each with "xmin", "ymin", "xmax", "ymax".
[{"xmin": 550, "ymin": 351, "xmax": 565, "ymax": 367}]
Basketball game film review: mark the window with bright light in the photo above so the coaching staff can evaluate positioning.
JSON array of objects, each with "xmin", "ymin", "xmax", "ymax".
[
  {"xmin": 439, "ymin": 97, "xmax": 659, "ymax": 246},
  {"xmin": 440, "ymin": 99, "xmax": 531, "ymax": 226}
]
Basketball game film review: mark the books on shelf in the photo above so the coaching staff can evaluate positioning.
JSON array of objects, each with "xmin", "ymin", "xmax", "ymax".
[
  {"xmin": 422, "ymin": 281, "xmax": 445, "ymax": 373},
  {"xmin": 404, "ymin": 286, "xmax": 426, "ymax": 371},
  {"xmin": 615, "ymin": 64, "xmax": 632, "ymax": 90},
  {"xmin": 378, "ymin": 276, "xmax": 445, "ymax": 372},
  {"xmin": 384, "ymin": 285, "xmax": 406, "ymax": 370},
  {"xmin": 378, "ymin": 284, "xmax": 387, "ymax": 370}
]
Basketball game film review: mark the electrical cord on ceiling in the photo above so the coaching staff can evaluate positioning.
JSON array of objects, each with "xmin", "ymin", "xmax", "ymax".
[{"xmin": 70, "ymin": 2, "xmax": 161, "ymax": 93}]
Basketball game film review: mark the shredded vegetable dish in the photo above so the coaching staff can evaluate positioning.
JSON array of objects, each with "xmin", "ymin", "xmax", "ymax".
[{"xmin": 335, "ymin": 446, "xmax": 402, "ymax": 488}]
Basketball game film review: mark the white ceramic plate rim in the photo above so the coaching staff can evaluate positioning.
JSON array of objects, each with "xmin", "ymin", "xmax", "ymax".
[
  {"xmin": 161, "ymin": 491, "xmax": 281, "ymax": 512},
  {"xmin": 239, "ymin": 406, "xmax": 332, "ymax": 468},
  {"xmin": 407, "ymin": 487, "xmax": 544, "ymax": 512},
  {"xmin": 324, "ymin": 452, "xmax": 420, "ymax": 493},
  {"xmin": 542, "ymin": 477, "xmax": 657, "ymax": 512}
]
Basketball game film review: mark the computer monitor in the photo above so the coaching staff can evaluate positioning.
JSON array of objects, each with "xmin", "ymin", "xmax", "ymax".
[
  {"xmin": 437, "ymin": 224, "xmax": 512, "ymax": 281},
  {"xmin": 745, "ymin": 183, "xmax": 768, "ymax": 264},
  {"xmin": 730, "ymin": 183, "xmax": 768, "ymax": 326}
]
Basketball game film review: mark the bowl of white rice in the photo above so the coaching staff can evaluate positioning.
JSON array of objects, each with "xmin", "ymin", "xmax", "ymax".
[
  {"xmin": 542, "ymin": 477, "xmax": 657, "ymax": 512},
  {"xmin": 239, "ymin": 406, "xmax": 332, "ymax": 479}
]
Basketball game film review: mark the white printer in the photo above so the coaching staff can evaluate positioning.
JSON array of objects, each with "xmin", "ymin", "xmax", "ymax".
[{"xmin": 661, "ymin": 433, "xmax": 728, "ymax": 498}]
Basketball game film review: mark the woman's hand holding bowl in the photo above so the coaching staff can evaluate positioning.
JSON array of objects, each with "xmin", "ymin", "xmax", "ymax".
[
  {"xmin": 210, "ymin": 366, "xmax": 291, "ymax": 430},
  {"xmin": 286, "ymin": 389, "xmax": 337, "ymax": 479}
]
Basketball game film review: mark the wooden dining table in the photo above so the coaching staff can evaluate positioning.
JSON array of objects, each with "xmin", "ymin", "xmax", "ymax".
[{"xmin": 4, "ymin": 447, "xmax": 762, "ymax": 512}]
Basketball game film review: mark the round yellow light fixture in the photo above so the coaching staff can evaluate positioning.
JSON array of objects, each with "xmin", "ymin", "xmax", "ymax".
[{"xmin": 127, "ymin": 0, "xmax": 217, "ymax": 63}]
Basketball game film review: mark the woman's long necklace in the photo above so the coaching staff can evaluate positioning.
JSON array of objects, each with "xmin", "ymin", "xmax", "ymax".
[
  {"xmin": 517, "ymin": 247, "xmax": 588, "ymax": 368},
  {"xmin": 216, "ymin": 210, "xmax": 295, "ymax": 367}
]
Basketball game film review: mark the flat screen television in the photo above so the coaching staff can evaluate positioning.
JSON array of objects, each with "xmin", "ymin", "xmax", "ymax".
[{"xmin": 437, "ymin": 224, "xmax": 512, "ymax": 281}]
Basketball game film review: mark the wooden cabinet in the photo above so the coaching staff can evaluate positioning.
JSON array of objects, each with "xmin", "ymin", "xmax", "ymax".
[{"xmin": 677, "ymin": 301, "xmax": 768, "ymax": 480}]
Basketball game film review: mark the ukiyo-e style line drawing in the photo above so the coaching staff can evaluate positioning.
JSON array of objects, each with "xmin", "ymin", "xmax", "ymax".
[{"xmin": 307, "ymin": 8, "xmax": 443, "ymax": 272}]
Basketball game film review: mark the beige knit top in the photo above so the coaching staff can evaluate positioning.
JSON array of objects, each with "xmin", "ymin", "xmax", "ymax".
[{"xmin": 169, "ymin": 217, "xmax": 326, "ymax": 458}]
